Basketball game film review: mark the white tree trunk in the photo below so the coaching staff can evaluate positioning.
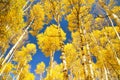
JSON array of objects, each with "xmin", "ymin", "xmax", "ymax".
[
  {"xmin": 22, "ymin": 0, "xmax": 30, "ymax": 10},
  {"xmin": 86, "ymin": 44, "xmax": 95, "ymax": 80},
  {"xmin": 40, "ymin": 73, "xmax": 42, "ymax": 80},
  {"xmin": 57, "ymin": 15, "xmax": 68, "ymax": 80},
  {"xmin": 104, "ymin": 65, "xmax": 108, "ymax": 80},
  {"xmin": 23, "ymin": 1, "xmax": 33, "ymax": 12},
  {"xmin": 104, "ymin": 32, "xmax": 120, "ymax": 65},
  {"xmin": 108, "ymin": 16, "xmax": 120, "ymax": 40},
  {"xmin": 2, "ymin": 19, "xmax": 34, "ymax": 66},
  {"xmin": 16, "ymin": 60, "xmax": 27, "ymax": 80}
]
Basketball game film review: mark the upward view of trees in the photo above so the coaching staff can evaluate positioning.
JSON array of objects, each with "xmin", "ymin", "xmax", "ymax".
[{"xmin": 0, "ymin": 0, "xmax": 120, "ymax": 80}]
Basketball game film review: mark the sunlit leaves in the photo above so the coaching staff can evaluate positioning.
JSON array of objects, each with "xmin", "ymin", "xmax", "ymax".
[
  {"xmin": 0, "ymin": 0, "xmax": 120, "ymax": 80},
  {"xmin": 19, "ymin": 64, "xmax": 35, "ymax": 80},
  {"xmin": 37, "ymin": 24, "xmax": 66, "ymax": 57},
  {"xmin": 41, "ymin": 0, "xmax": 65, "ymax": 23},
  {"xmin": 44, "ymin": 63, "xmax": 64, "ymax": 80},
  {"xmin": 35, "ymin": 62, "xmax": 45, "ymax": 74},
  {"xmin": 64, "ymin": 43, "xmax": 78, "ymax": 68},
  {"xmin": 30, "ymin": 3, "xmax": 45, "ymax": 36},
  {"xmin": 0, "ymin": 62, "xmax": 13, "ymax": 74},
  {"xmin": 111, "ymin": 6, "xmax": 120, "ymax": 14},
  {"xmin": 13, "ymin": 43, "xmax": 36, "ymax": 63}
]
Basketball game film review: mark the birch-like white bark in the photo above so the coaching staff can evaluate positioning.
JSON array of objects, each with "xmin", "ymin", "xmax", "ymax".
[
  {"xmin": 104, "ymin": 65, "xmax": 108, "ymax": 80},
  {"xmin": 2, "ymin": 19, "xmax": 34, "ymax": 66}
]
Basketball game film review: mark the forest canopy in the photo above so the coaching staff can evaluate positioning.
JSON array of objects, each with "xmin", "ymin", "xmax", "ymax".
[{"xmin": 0, "ymin": 0, "xmax": 120, "ymax": 80}]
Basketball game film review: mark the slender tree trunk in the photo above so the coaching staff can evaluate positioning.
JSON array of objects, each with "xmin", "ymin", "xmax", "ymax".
[
  {"xmin": 0, "ymin": 63, "xmax": 7, "ymax": 76},
  {"xmin": 69, "ymin": 69, "xmax": 73, "ymax": 80},
  {"xmin": 50, "ymin": 51, "xmax": 54, "ymax": 69},
  {"xmin": 61, "ymin": 42, "xmax": 68, "ymax": 80},
  {"xmin": 16, "ymin": 60, "xmax": 27, "ymax": 80},
  {"xmin": 1, "ymin": 19, "xmax": 34, "ymax": 66},
  {"xmin": 16, "ymin": 67, "xmax": 24, "ymax": 80},
  {"xmin": 0, "ymin": 53, "xmax": 4, "ymax": 60},
  {"xmin": 22, "ymin": 0, "xmax": 30, "ymax": 10},
  {"xmin": 82, "ymin": 53, "xmax": 89, "ymax": 80},
  {"xmin": 40, "ymin": 73, "xmax": 42, "ymax": 80},
  {"xmin": 57, "ymin": 15, "xmax": 68, "ymax": 80},
  {"xmin": 108, "ymin": 16, "xmax": 120, "ymax": 40},
  {"xmin": 23, "ymin": 1, "xmax": 33, "ymax": 12},
  {"xmin": 103, "ymin": 32, "xmax": 120, "ymax": 65},
  {"xmin": 13, "ymin": 63, "xmax": 20, "ymax": 80},
  {"xmin": 49, "ymin": 51, "xmax": 54, "ymax": 77},
  {"xmin": 86, "ymin": 44, "xmax": 95, "ymax": 80},
  {"xmin": 103, "ymin": 65, "xmax": 108, "ymax": 80},
  {"xmin": 0, "ymin": 49, "xmax": 15, "ymax": 76},
  {"xmin": 83, "ymin": 27, "xmax": 95, "ymax": 80}
]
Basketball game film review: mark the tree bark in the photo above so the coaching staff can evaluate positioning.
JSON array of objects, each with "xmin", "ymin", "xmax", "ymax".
[
  {"xmin": 103, "ymin": 65, "xmax": 108, "ymax": 80},
  {"xmin": 57, "ymin": 15, "xmax": 68, "ymax": 80},
  {"xmin": 40, "ymin": 73, "xmax": 43, "ymax": 80},
  {"xmin": 2, "ymin": 19, "xmax": 34, "ymax": 66}
]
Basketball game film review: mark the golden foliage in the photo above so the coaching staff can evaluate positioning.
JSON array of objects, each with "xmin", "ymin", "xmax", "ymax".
[{"xmin": 37, "ymin": 24, "xmax": 66, "ymax": 57}]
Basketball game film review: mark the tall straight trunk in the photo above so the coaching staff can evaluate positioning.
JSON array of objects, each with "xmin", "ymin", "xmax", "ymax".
[
  {"xmin": 0, "ymin": 53, "xmax": 4, "ymax": 60},
  {"xmin": 83, "ymin": 55, "xmax": 88, "ymax": 80},
  {"xmin": 49, "ymin": 51, "xmax": 54, "ymax": 77},
  {"xmin": 0, "ymin": 63, "xmax": 7, "ymax": 76},
  {"xmin": 50, "ymin": 51, "xmax": 54, "ymax": 69},
  {"xmin": 103, "ymin": 32, "xmax": 120, "ymax": 65},
  {"xmin": 69, "ymin": 69, "xmax": 73, "ymax": 80},
  {"xmin": 103, "ymin": 65, "xmax": 108, "ymax": 80},
  {"xmin": 40, "ymin": 73, "xmax": 42, "ymax": 80},
  {"xmin": 23, "ymin": 1, "xmax": 33, "ymax": 12},
  {"xmin": 78, "ymin": 24, "xmax": 88, "ymax": 80},
  {"xmin": 83, "ymin": 27, "xmax": 95, "ymax": 80},
  {"xmin": 57, "ymin": 15, "xmax": 68, "ymax": 80},
  {"xmin": 22, "ymin": 0, "xmax": 30, "ymax": 10},
  {"xmin": 0, "ymin": 49, "xmax": 15, "ymax": 76},
  {"xmin": 16, "ymin": 67, "xmax": 24, "ymax": 80},
  {"xmin": 13, "ymin": 63, "xmax": 20, "ymax": 80},
  {"xmin": 86, "ymin": 43, "xmax": 95, "ymax": 80},
  {"xmin": 108, "ymin": 16, "xmax": 120, "ymax": 40},
  {"xmin": 16, "ymin": 60, "xmax": 27, "ymax": 80},
  {"xmin": 2, "ymin": 19, "xmax": 34, "ymax": 66}
]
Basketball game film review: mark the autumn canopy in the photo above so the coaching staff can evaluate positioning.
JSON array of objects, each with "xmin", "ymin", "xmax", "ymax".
[{"xmin": 0, "ymin": 0, "xmax": 120, "ymax": 80}]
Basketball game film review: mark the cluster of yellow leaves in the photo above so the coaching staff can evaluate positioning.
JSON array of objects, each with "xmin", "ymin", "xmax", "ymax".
[
  {"xmin": 41, "ymin": 0, "xmax": 65, "ymax": 23},
  {"xmin": 35, "ymin": 62, "xmax": 45, "ymax": 74},
  {"xmin": 67, "ymin": 5, "xmax": 93, "ymax": 32},
  {"xmin": 67, "ymin": 9, "xmax": 78, "ymax": 32},
  {"xmin": 0, "ymin": 62, "xmax": 13, "ymax": 74},
  {"xmin": 19, "ymin": 65, "xmax": 35, "ymax": 80},
  {"xmin": 44, "ymin": 63, "xmax": 64, "ymax": 80},
  {"xmin": 72, "ymin": 31, "xmax": 86, "ymax": 50},
  {"xmin": 37, "ymin": 24, "xmax": 66, "ymax": 57},
  {"xmin": 112, "ymin": 6, "xmax": 120, "ymax": 13},
  {"xmin": 64, "ymin": 43, "xmax": 78, "ymax": 68},
  {"xmin": 13, "ymin": 43, "xmax": 36, "ymax": 63},
  {"xmin": 6, "ymin": 0, "xmax": 26, "ymax": 31},
  {"xmin": 30, "ymin": 3, "xmax": 45, "ymax": 36},
  {"xmin": 0, "ymin": 0, "xmax": 26, "ymax": 53},
  {"xmin": 72, "ymin": 59, "xmax": 85, "ymax": 80},
  {"xmin": 89, "ymin": 27, "xmax": 120, "ymax": 68}
]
